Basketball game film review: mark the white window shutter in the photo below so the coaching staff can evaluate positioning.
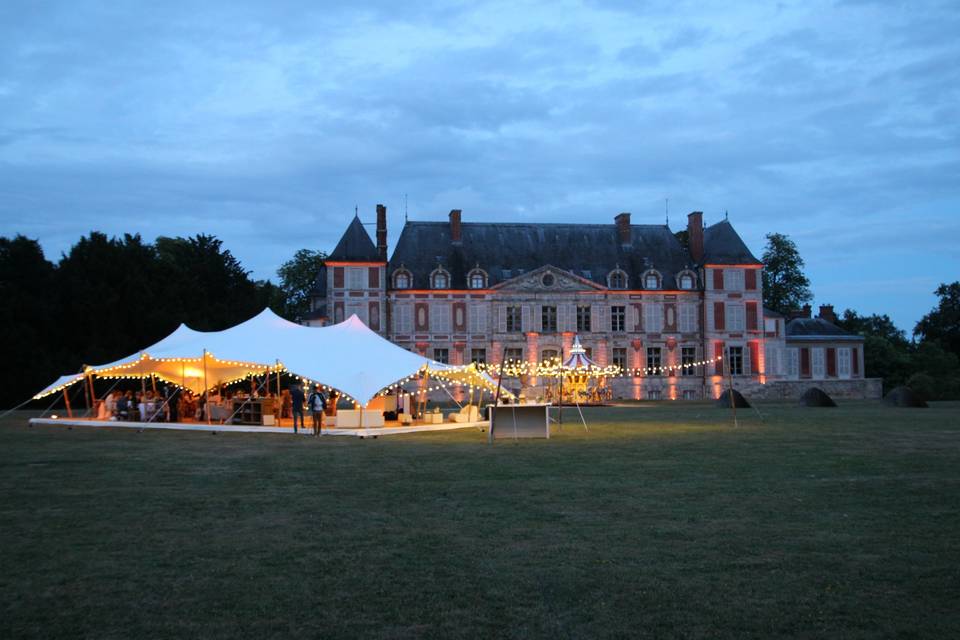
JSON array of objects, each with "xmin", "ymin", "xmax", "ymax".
[
  {"xmin": 533, "ymin": 305, "xmax": 542, "ymax": 332},
  {"xmin": 522, "ymin": 305, "xmax": 531, "ymax": 333}
]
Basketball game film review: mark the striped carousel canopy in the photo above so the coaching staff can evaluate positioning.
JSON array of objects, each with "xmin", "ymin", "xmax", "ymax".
[{"xmin": 563, "ymin": 335, "xmax": 597, "ymax": 370}]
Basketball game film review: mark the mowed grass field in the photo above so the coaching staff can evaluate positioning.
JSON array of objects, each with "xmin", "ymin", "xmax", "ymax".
[{"xmin": 2, "ymin": 402, "xmax": 959, "ymax": 639}]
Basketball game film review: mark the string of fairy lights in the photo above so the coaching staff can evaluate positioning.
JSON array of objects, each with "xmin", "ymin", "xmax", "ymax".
[{"xmin": 34, "ymin": 352, "xmax": 725, "ymax": 403}]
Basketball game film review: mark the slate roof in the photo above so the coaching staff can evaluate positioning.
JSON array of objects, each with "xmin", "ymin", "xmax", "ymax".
[
  {"xmin": 388, "ymin": 222, "xmax": 695, "ymax": 289},
  {"xmin": 786, "ymin": 318, "xmax": 863, "ymax": 341},
  {"xmin": 328, "ymin": 215, "xmax": 380, "ymax": 262},
  {"xmin": 702, "ymin": 220, "xmax": 761, "ymax": 265}
]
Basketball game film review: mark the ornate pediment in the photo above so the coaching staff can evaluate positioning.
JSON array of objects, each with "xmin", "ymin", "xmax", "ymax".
[{"xmin": 492, "ymin": 265, "xmax": 604, "ymax": 292}]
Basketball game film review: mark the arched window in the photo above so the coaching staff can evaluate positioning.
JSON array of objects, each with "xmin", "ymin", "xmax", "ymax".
[
  {"xmin": 644, "ymin": 270, "xmax": 661, "ymax": 290},
  {"xmin": 608, "ymin": 269, "xmax": 628, "ymax": 290},
  {"xmin": 678, "ymin": 272, "xmax": 695, "ymax": 290},
  {"xmin": 468, "ymin": 269, "xmax": 487, "ymax": 289},
  {"xmin": 393, "ymin": 270, "xmax": 411, "ymax": 289},
  {"xmin": 431, "ymin": 268, "xmax": 450, "ymax": 289}
]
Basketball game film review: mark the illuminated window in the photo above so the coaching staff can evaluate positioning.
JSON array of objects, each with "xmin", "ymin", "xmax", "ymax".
[
  {"xmin": 679, "ymin": 273, "xmax": 694, "ymax": 289},
  {"xmin": 644, "ymin": 271, "xmax": 661, "ymax": 289}
]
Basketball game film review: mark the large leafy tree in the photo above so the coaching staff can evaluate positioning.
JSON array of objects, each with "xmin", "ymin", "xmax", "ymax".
[
  {"xmin": 761, "ymin": 233, "xmax": 812, "ymax": 315},
  {"xmin": 914, "ymin": 282, "xmax": 960, "ymax": 356},
  {"xmin": 276, "ymin": 249, "xmax": 327, "ymax": 321},
  {"xmin": 836, "ymin": 309, "xmax": 911, "ymax": 389},
  {"xmin": 0, "ymin": 236, "xmax": 60, "ymax": 406}
]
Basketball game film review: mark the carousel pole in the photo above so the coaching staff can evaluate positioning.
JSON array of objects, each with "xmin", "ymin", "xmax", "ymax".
[{"xmin": 202, "ymin": 349, "xmax": 210, "ymax": 425}]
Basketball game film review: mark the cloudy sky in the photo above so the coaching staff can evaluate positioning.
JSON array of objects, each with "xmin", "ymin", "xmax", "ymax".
[{"xmin": 1, "ymin": 0, "xmax": 957, "ymax": 330}]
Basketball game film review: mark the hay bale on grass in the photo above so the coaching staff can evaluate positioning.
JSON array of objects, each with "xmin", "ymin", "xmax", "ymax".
[
  {"xmin": 883, "ymin": 386, "xmax": 928, "ymax": 408},
  {"xmin": 716, "ymin": 389, "xmax": 751, "ymax": 408},
  {"xmin": 799, "ymin": 387, "xmax": 837, "ymax": 407}
]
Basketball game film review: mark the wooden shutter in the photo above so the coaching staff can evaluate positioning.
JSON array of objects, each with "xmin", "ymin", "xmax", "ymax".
[
  {"xmin": 368, "ymin": 301, "xmax": 380, "ymax": 331},
  {"xmin": 746, "ymin": 301, "xmax": 758, "ymax": 331},
  {"xmin": 749, "ymin": 341, "xmax": 759, "ymax": 375},
  {"xmin": 333, "ymin": 266, "xmax": 344, "ymax": 288},
  {"xmin": 713, "ymin": 302, "xmax": 726, "ymax": 331},
  {"xmin": 521, "ymin": 305, "xmax": 531, "ymax": 333},
  {"xmin": 368, "ymin": 267, "xmax": 379, "ymax": 288},
  {"xmin": 800, "ymin": 348, "xmax": 811, "ymax": 378},
  {"xmin": 826, "ymin": 348, "xmax": 836, "ymax": 377},
  {"xmin": 713, "ymin": 269, "xmax": 724, "ymax": 290},
  {"xmin": 852, "ymin": 347, "xmax": 860, "ymax": 376},
  {"xmin": 498, "ymin": 306, "xmax": 507, "ymax": 333},
  {"xmin": 714, "ymin": 342, "xmax": 724, "ymax": 375},
  {"xmin": 745, "ymin": 269, "xmax": 757, "ymax": 290}
]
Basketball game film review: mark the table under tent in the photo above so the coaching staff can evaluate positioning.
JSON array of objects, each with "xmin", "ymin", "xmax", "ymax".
[{"xmin": 28, "ymin": 309, "xmax": 502, "ymax": 436}]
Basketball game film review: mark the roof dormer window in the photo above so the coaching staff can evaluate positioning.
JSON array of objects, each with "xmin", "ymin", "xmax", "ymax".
[
  {"xmin": 608, "ymin": 269, "xmax": 628, "ymax": 290},
  {"xmin": 393, "ymin": 269, "xmax": 412, "ymax": 290},
  {"xmin": 468, "ymin": 268, "xmax": 487, "ymax": 289},
  {"xmin": 431, "ymin": 267, "xmax": 450, "ymax": 289},
  {"xmin": 643, "ymin": 270, "xmax": 661, "ymax": 290},
  {"xmin": 678, "ymin": 272, "xmax": 695, "ymax": 290}
]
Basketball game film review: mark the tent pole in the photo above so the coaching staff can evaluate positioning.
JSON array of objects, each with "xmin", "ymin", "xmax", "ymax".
[
  {"xmin": 86, "ymin": 370, "xmax": 97, "ymax": 417},
  {"xmin": 63, "ymin": 387, "xmax": 73, "ymax": 419},
  {"xmin": 726, "ymin": 347, "xmax": 738, "ymax": 428},
  {"xmin": 81, "ymin": 367, "xmax": 91, "ymax": 416},
  {"xmin": 203, "ymin": 349, "xmax": 210, "ymax": 425}
]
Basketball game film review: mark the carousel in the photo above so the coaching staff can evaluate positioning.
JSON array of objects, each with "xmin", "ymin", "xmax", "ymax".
[{"xmin": 544, "ymin": 336, "xmax": 620, "ymax": 406}]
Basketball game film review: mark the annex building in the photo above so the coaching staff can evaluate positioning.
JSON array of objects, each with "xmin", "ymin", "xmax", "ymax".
[{"xmin": 307, "ymin": 206, "xmax": 878, "ymax": 400}]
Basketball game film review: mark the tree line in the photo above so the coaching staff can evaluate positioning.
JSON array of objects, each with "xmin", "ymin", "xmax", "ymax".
[
  {"xmin": 0, "ymin": 233, "xmax": 324, "ymax": 408},
  {"xmin": 2, "ymin": 230, "xmax": 957, "ymax": 407},
  {"xmin": 761, "ymin": 233, "xmax": 960, "ymax": 399}
]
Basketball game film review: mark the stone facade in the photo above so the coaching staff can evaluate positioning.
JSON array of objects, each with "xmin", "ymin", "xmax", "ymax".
[{"xmin": 308, "ymin": 207, "xmax": 874, "ymax": 400}]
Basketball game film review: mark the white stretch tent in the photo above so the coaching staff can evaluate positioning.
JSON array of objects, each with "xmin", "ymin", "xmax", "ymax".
[{"xmin": 33, "ymin": 309, "xmax": 439, "ymax": 406}]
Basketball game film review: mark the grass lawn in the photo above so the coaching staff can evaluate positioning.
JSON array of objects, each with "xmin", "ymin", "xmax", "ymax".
[{"xmin": 2, "ymin": 402, "xmax": 960, "ymax": 639}]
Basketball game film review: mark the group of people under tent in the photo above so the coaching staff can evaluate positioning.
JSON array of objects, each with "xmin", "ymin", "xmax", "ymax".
[{"xmin": 91, "ymin": 381, "xmax": 341, "ymax": 436}]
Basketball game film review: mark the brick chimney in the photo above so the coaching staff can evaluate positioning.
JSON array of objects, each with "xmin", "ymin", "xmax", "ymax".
[
  {"xmin": 449, "ymin": 209, "xmax": 462, "ymax": 244},
  {"xmin": 376, "ymin": 204, "xmax": 387, "ymax": 261},
  {"xmin": 615, "ymin": 212, "xmax": 631, "ymax": 245},
  {"xmin": 818, "ymin": 304, "xmax": 837, "ymax": 323},
  {"xmin": 687, "ymin": 211, "xmax": 704, "ymax": 263},
  {"xmin": 802, "ymin": 304, "xmax": 812, "ymax": 318}
]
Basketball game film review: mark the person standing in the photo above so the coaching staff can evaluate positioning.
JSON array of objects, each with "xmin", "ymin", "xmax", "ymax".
[
  {"xmin": 290, "ymin": 383, "xmax": 305, "ymax": 434},
  {"xmin": 308, "ymin": 385, "xmax": 327, "ymax": 436},
  {"xmin": 166, "ymin": 385, "xmax": 180, "ymax": 423}
]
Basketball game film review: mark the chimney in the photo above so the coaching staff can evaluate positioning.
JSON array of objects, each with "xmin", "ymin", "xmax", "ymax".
[
  {"xmin": 687, "ymin": 211, "xmax": 704, "ymax": 263},
  {"xmin": 449, "ymin": 209, "xmax": 462, "ymax": 244},
  {"xmin": 818, "ymin": 304, "xmax": 836, "ymax": 324},
  {"xmin": 376, "ymin": 204, "xmax": 387, "ymax": 261},
  {"xmin": 615, "ymin": 212, "xmax": 631, "ymax": 245},
  {"xmin": 802, "ymin": 304, "xmax": 812, "ymax": 319}
]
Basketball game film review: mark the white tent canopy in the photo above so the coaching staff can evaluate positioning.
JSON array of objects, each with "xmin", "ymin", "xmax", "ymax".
[{"xmin": 33, "ymin": 309, "xmax": 441, "ymax": 406}]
